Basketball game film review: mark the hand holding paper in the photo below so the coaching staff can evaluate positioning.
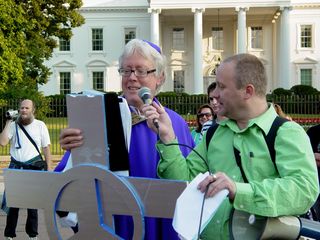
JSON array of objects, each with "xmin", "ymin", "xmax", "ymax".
[{"xmin": 172, "ymin": 172, "xmax": 229, "ymax": 240}]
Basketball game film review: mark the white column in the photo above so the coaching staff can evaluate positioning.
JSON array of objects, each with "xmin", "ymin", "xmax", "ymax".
[
  {"xmin": 148, "ymin": 8, "xmax": 161, "ymax": 46},
  {"xmin": 192, "ymin": 8, "xmax": 205, "ymax": 94},
  {"xmin": 235, "ymin": 7, "xmax": 249, "ymax": 54},
  {"xmin": 279, "ymin": 6, "xmax": 292, "ymax": 89}
]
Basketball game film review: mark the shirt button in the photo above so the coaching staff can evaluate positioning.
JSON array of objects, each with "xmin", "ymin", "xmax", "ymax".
[
  {"xmin": 240, "ymin": 204, "xmax": 244, "ymax": 209},
  {"xmin": 216, "ymin": 220, "xmax": 220, "ymax": 224},
  {"xmin": 232, "ymin": 175, "xmax": 236, "ymax": 179}
]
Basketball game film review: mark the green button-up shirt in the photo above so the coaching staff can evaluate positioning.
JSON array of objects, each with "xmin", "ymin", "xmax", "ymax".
[{"xmin": 157, "ymin": 105, "xmax": 319, "ymax": 240}]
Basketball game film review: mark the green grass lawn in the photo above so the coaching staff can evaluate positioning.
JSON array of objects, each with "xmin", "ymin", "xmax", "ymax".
[
  {"xmin": 45, "ymin": 117, "xmax": 68, "ymax": 155},
  {"xmin": 0, "ymin": 114, "xmax": 318, "ymax": 156}
]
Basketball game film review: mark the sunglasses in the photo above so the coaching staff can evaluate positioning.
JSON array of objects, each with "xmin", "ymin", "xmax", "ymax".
[{"xmin": 197, "ymin": 113, "xmax": 212, "ymax": 118}]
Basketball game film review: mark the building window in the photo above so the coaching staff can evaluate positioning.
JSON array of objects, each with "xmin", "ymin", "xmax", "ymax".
[
  {"xmin": 125, "ymin": 28, "xmax": 136, "ymax": 45},
  {"xmin": 212, "ymin": 27, "xmax": 223, "ymax": 50},
  {"xmin": 300, "ymin": 69, "xmax": 312, "ymax": 86},
  {"xmin": 300, "ymin": 25, "xmax": 312, "ymax": 48},
  {"xmin": 173, "ymin": 70, "xmax": 185, "ymax": 93},
  {"xmin": 59, "ymin": 72, "xmax": 71, "ymax": 95},
  {"xmin": 93, "ymin": 71, "xmax": 104, "ymax": 91},
  {"xmin": 172, "ymin": 28, "xmax": 185, "ymax": 50},
  {"xmin": 250, "ymin": 26, "xmax": 263, "ymax": 49},
  {"xmin": 59, "ymin": 38, "xmax": 70, "ymax": 51},
  {"xmin": 92, "ymin": 28, "xmax": 103, "ymax": 51}
]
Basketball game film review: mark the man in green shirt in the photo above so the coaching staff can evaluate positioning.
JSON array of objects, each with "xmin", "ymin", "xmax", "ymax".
[{"xmin": 142, "ymin": 53, "xmax": 319, "ymax": 239}]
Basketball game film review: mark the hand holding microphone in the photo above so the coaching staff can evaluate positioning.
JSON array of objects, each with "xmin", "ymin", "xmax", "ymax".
[
  {"xmin": 138, "ymin": 87, "xmax": 176, "ymax": 143},
  {"xmin": 138, "ymin": 87, "xmax": 159, "ymax": 128}
]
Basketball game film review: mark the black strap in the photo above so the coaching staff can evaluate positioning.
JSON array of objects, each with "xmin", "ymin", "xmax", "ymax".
[
  {"xmin": 233, "ymin": 147, "xmax": 249, "ymax": 183},
  {"xmin": 205, "ymin": 123, "xmax": 219, "ymax": 149},
  {"xmin": 263, "ymin": 116, "xmax": 289, "ymax": 164},
  {"xmin": 104, "ymin": 93, "xmax": 129, "ymax": 172},
  {"xmin": 205, "ymin": 116, "xmax": 288, "ymax": 183},
  {"xmin": 17, "ymin": 123, "xmax": 41, "ymax": 156}
]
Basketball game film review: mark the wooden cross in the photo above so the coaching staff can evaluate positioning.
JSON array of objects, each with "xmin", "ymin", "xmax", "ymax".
[{"xmin": 4, "ymin": 92, "xmax": 187, "ymax": 240}]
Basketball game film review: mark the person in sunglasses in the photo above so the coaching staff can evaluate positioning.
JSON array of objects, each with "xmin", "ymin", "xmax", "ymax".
[{"xmin": 191, "ymin": 104, "xmax": 214, "ymax": 145}]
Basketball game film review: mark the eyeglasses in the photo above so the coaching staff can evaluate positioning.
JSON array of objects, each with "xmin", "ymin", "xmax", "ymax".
[
  {"xmin": 118, "ymin": 68, "xmax": 156, "ymax": 77},
  {"xmin": 209, "ymin": 97, "xmax": 214, "ymax": 101},
  {"xmin": 197, "ymin": 113, "xmax": 212, "ymax": 118}
]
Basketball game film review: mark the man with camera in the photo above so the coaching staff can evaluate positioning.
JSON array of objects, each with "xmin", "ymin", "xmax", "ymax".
[{"xmin": 0, "ymin": 99, "xmax": 52, "ymax": 240}]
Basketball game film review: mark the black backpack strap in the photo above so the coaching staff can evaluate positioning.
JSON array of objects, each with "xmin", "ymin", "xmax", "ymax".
[
  {"xmin": 17, "ymin": 123, "xmax": 41, "ymax": 155},
  {"xmin": 233, "ymin": 147, "xmax": 249, "ymax": 183},
  {"xmin": 262, "ymin": 116, "xmax": 289, "ymax": 164},
  {"xmin": 206, "ymin": 123, "xmax": 219, "ymax": 149},
  {"xmin": 205, "ymin": 123, "xmax": 249, "ymax": 183},
  {"xmin": 233, "ymin": 116, "xmax": 288, "ymax": 183},
  {"xmin": 205, "ymin": 116, "xmax": 288, "ymax": 183}
]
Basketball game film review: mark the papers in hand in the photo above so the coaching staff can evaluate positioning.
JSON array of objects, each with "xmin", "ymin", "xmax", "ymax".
[{"xmin": 172, "ymin": 172, "xmax": 229, "ymax": 240}]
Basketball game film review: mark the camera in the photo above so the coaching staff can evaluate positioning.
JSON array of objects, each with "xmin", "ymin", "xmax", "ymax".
[{"xmin": 6, "ymin": 109, "xmax": 19, "ymax": 120}]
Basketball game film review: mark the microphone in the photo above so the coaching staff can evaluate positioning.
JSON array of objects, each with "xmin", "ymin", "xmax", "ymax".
[
  {"xmin": 138, "ymin": 87, "xmax": 159, "ymax": 128},
  {"xmin": 138, "ymin": 87, "xmax": 152, "ymax": 105}
]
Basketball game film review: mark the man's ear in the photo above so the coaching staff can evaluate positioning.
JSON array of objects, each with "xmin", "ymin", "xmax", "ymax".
[{"xmin": 244, "ymin": 84, "xmax": 254, "ymax": 100}]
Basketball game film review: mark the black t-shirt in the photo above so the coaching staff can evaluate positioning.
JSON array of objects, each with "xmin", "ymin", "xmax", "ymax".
[
  {"xmin": 307, "ymin": 124, "xmax": 320, "ymax": 180},
  {"xmin": 307, "ymin": 124, "xmax": 320, "ymax": 153}
]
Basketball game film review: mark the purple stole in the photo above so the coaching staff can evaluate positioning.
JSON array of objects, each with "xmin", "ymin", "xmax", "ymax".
[{"xmin": 115, "ymin": 107, "xmax": 194, "ymax": 240}]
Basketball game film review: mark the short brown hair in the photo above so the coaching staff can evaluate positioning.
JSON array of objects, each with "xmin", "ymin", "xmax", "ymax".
[{"xmin": 223, "ymin": 54, "xmax": 267, "ymax": 96}]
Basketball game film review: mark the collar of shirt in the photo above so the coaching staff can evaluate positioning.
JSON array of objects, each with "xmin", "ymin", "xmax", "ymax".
[{"xmin": 218, "ymin": 103, "xmax": 277, "ymax": 135}]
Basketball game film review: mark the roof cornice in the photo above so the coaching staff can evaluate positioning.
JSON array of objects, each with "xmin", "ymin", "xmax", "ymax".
[
  {"xmin": 80, "ymin": 7, "xmax": 148, "ymax": 13},
  {"xmin": 149, "ymin": 0, "xmax": 291, "ymax": 9}
]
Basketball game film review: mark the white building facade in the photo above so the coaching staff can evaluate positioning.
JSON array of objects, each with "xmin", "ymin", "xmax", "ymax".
[{"xmin": 40, "ymin": 0, "xmax": 320, "ymax": 95}]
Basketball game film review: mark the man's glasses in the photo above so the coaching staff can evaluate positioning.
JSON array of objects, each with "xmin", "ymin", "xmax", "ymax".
[
  {"xmin": 197, "ymin": 113, "xmax": 212, "ymax": 118},
  {"xmin": 118, "ymin": 68, "xmax": 156, "ymax": 77}
]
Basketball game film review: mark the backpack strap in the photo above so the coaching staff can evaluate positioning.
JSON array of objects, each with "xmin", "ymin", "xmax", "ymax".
[
  {"xmin": 205, "ymin": 123, "xmax": 219, "ymax": 149},
  {"xmin": 205, "ymin": 116, "xmax": 289, "ymax": 182},
  {"xmin": 262, "ymin": 116, "xmax": 289, "ymax": 165},
  {"xmin": 17, "ymin": 123, "xmax": 42, "ymax": 156},
  {"xmin": 233, "ymin": 147, "xmax": 249, "ymax": 183}
]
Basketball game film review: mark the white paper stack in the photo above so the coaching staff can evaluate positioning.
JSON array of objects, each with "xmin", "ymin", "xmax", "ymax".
[{"xmin": 172, "ymin": 172, "xmax": 229, "ymax": 240}]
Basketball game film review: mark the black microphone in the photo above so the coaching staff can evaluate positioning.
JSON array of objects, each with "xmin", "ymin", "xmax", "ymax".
[{"xmin": 138, "ymin": 87, "xmax": 159, "ymax": 128}]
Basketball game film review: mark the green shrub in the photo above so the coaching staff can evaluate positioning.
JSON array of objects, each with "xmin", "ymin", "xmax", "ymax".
[
  {"xmin": 290, "ymin": 85, "xmax": 319, "ymax": 96},
  {"xmin": 272, "ymin": 88, "xmax": 292, "ymax": 96}
]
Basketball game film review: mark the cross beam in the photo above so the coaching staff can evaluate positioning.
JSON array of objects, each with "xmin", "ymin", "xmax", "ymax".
[{"xmin": 4, "ymin": 165, "xmax": 186, "ymax": 239}]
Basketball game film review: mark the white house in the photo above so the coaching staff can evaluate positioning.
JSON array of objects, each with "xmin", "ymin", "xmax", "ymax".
[{"xmin": 40, "ymin": 0, "xmax": 320, "ymax": 96}]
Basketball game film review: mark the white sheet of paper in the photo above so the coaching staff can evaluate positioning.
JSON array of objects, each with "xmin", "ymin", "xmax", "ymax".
[{"xmin": 172, "ymin": 172, "xmax": 229, "ymax": 240}]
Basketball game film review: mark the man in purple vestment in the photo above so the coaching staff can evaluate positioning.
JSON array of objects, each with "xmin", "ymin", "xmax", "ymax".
[{"xmin": 59, "ymin": 39, "xmax": 194, "ymax": 239}]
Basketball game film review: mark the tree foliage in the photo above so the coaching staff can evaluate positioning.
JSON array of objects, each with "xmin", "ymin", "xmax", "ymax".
[{"xmin": 0, "ymin": 0, "xmax": 84, "ymax": 99}]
